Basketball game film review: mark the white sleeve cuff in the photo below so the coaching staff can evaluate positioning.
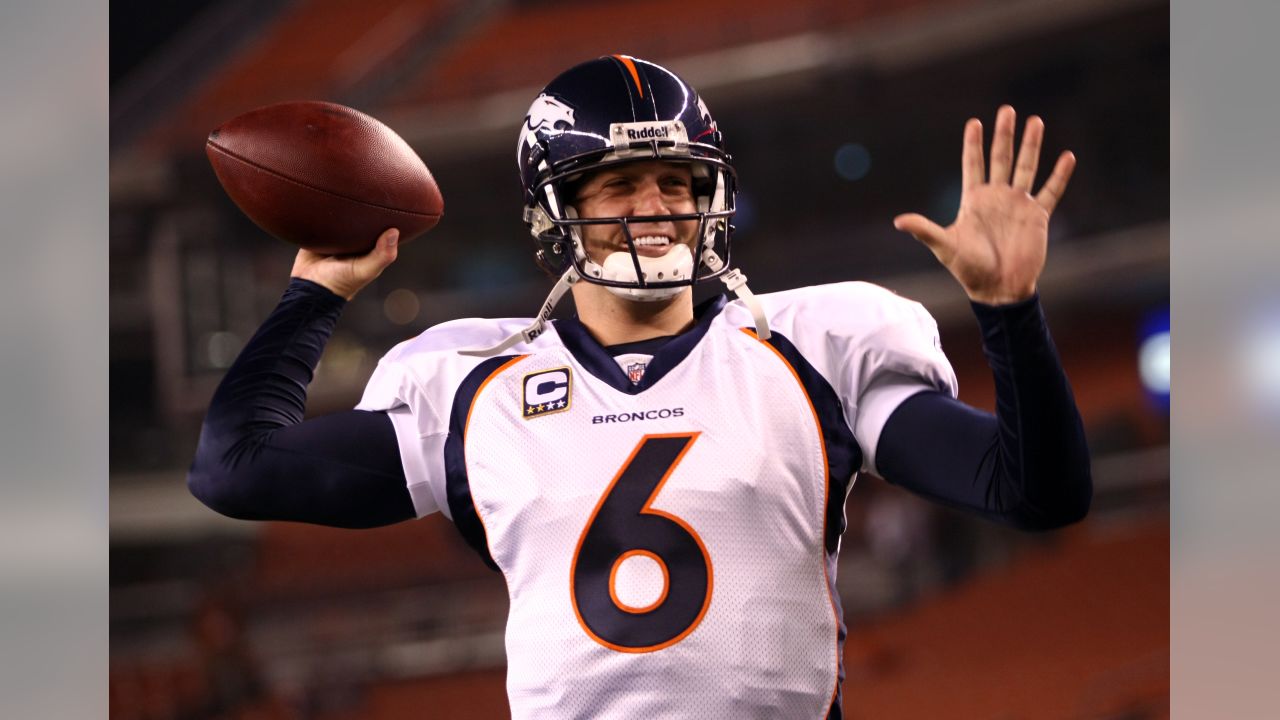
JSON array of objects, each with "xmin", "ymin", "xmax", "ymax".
[
  {"xmin": 385, "ymin": 406, "xmax": 447, "ymax": 518},
  {"xmin": 854, "ymin": 378, "xmax": 939, "ymax": 477}
]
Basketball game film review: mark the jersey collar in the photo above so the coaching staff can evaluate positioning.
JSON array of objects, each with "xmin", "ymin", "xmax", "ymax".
[{"xmin": 553, "ymin": 294, "xmax": 728, "ymax": 395}]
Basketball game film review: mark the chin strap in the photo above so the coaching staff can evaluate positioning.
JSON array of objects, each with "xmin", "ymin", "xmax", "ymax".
[
  {"xmin": 702, "ymin": 249, "xmax": 770, "ymax": 340},
  {"xmin": 457, "ymin": 250, "xmax": 768, "ymax": 357},
  {"xmin": 458, "ymin": 268, "xmax": 581, "ymax": 357}
]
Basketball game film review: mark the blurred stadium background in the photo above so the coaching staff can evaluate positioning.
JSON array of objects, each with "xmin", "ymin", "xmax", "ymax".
[{"xmin": 109, "ymin": 0, "xmax": 1169, "ymax": 717}]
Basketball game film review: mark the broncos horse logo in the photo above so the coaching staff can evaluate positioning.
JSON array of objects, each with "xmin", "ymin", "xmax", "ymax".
[{"xmin": 518, "ymin": 94, "xmax": 576, "ymax": 167}]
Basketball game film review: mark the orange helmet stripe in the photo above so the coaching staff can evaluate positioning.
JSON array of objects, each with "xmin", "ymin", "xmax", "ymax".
[{"xmin": 612, "ymin": 54, "xmax": 644, "ymax": 98}]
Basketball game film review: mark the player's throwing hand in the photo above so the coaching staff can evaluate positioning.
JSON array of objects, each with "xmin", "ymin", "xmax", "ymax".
[
  {"xmin": 290, "ymin": 227, "xmax": 401, "ymax": 300},
  {"xmin": 894, "ymin": 105, "xmax": 1075, "ymax": 305}
]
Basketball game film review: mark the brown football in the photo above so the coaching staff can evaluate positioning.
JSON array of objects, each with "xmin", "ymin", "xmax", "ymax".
[{"xmin": 206, "ymin": 101, "xmax": 442, "ymax": 255}]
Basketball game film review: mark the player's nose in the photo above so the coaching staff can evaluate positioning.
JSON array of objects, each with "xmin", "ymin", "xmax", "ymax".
[{"xmin": 630, "ymin": 179, "xmax": 674, "ymax": 218}]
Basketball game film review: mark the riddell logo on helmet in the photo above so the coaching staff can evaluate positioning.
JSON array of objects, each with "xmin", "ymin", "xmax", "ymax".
[
  {"xmin": 610, "ymin": 122, "xmax": 688, "ymax": 148},
  {"xmin": 626, "ymin": 126, "xmax": 669, "ymax": 140}
]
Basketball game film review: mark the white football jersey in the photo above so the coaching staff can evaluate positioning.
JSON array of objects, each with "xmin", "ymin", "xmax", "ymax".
[{"xmin": 357, "ymin": 282, "xmax": 956, "ymax": 719}]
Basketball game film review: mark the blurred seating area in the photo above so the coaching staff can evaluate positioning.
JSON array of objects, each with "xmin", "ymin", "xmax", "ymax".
[
  {"xmin": 110, "ymin": 516, "xmax": 1167, "ymax": 719},
  {"xmin": 385, "ymin": 0, "xmax": 972, "ymax": 106},
  {"xmin": 127, "ymin": 0, "xmax": 453, "ymax": 155},
  {"xmin": 119, "ymin": 0, "xmax": 980, "ymax": 156}
]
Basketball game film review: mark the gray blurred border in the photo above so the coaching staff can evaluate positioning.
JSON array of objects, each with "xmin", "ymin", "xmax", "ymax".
[
  {"xmin": 0, "ymin": 0, "xmax": 108, "ymax": 717},
  {"xmin": 1171, "ymin": 0, "xmax": 1280, "ymax": 715}
]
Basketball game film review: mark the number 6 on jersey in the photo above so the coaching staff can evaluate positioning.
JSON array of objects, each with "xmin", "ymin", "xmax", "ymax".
[{"xmin": 570, "ymin": 433, "xmax": 713, "ymax": 653}]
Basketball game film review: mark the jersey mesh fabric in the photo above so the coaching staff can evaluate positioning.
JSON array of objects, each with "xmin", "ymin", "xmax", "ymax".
[
  {"xmin": 468, "ymin": 330, "xmax": 837, "ymax": 719},
  {"xmin": 357, "ymin": 282, "xmax": 955, "ymax": 719}
]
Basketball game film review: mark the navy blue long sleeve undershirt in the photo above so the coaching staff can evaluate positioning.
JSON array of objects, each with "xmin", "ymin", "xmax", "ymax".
[
  {"xmin": 188, "ymin": 280, "xmax": 1090, "ymax": 530},
  {"xmin": 875, "ymin": 297, "xmax": 1091, "ymax": 530},
  {"xmin": 187, "ymin": 279, "xmax": 414, "ymax": 528}
]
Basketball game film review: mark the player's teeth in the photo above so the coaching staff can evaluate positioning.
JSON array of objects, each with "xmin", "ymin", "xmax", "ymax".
[{"xmin": 634, "ymin": 236, "xmax": 671, "ymax": 246}]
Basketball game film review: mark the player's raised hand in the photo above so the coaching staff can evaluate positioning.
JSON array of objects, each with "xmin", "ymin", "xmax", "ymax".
[
  {"xmin": 893, "ymin": 106, "xmax": 1075, "ymax": 305},
  {"xmin": 290, "ymin": 227, "xmax": 400, "ymax": 300}
]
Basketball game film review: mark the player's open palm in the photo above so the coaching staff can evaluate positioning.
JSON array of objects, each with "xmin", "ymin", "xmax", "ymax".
[{"xmin": 894, "ymin": 105, "xmax": 1075, "ymax": 305}]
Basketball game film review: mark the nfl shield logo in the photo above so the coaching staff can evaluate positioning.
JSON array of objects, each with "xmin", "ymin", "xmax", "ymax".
[{"xmin": 626, "ymin": 361, "xmax": 647, "ymax": 384}]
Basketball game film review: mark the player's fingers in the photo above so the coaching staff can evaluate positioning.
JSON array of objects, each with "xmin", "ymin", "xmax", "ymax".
[
  {"xmin": 894, "ymin": 213, "xmax": 952, "ymax": 258},
  {"xmin": 376, "ymin": 228, "xmax": 400, "ymax": 265},
  {"xmin": 988, "ymin": 105, "xmax": 1016, "ymax": 185},
  {"xmin": 381, "ymin": 227, "xmax": 400, "ymax": 248},
  {"xmin": 961, "ymin": 118, "xmax": 984, "ymax": 191},
  {"xmin": 357, "ymin": 228, "xmax": 400, "ymax": 274},
  {"xmin": 1011, "ymin": 115, "xmax": 1044, "ymax": 192},
  {"xmin": 1035, "ymin": 151, "xmax": 1076, "ymax": 214}
]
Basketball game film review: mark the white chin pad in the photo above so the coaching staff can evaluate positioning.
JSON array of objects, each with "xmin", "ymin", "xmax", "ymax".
[{"xmin": 600, "ymin": 244, "xmax": 693, "ymax": 301}]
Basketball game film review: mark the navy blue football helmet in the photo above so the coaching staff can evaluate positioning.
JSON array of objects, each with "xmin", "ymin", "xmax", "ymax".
[
  {"xmin": 462, "ymin": 55, "xmax": 766, "ymax": 356},
  {"xmin": 517, "ymin": 55, "xmax": 737, "ymax": 299}
]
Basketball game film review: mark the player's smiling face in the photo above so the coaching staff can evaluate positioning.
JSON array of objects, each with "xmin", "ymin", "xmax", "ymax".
[{"xmin": 571, "ymin": 160, "xmax": 699, "ymax": 264}]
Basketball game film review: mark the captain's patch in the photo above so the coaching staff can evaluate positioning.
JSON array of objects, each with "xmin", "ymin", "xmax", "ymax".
[{"xmin": 523, "ymin": 367, "xmax": 572, "ymax": 419}]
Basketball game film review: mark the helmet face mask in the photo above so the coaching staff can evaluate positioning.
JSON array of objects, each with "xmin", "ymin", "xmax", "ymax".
[{"xmin": 518, "ymin": 56, "xmax": 737, "ymax": 299}]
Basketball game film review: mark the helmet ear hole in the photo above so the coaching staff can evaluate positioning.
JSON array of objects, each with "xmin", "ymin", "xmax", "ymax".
[{"xmin": 534, "ymin": 236, "xmax": 573, "ymax": 277}]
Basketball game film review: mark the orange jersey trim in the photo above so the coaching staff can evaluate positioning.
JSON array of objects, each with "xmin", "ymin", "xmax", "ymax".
[
  {"xmin": 462, "ymin": 354, "xmax": 529, "ymax": 567},
  {"xmin": 741, "ymin": 328, "xmax": 842, "ymax": 714},
  {"xmin": 464, "ymin": 355, "xmax": 529, "ymax": 436}
]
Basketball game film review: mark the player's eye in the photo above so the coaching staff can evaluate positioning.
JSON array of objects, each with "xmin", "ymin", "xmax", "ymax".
[{"xmin": 661, "ymin": 176, "xmax": 693, "ymax": 194}]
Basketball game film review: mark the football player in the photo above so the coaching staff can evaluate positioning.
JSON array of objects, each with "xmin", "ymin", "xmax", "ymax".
[{"xmin": 189, "ymin": 55, "xmax": 1090, "ymax": 719}]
